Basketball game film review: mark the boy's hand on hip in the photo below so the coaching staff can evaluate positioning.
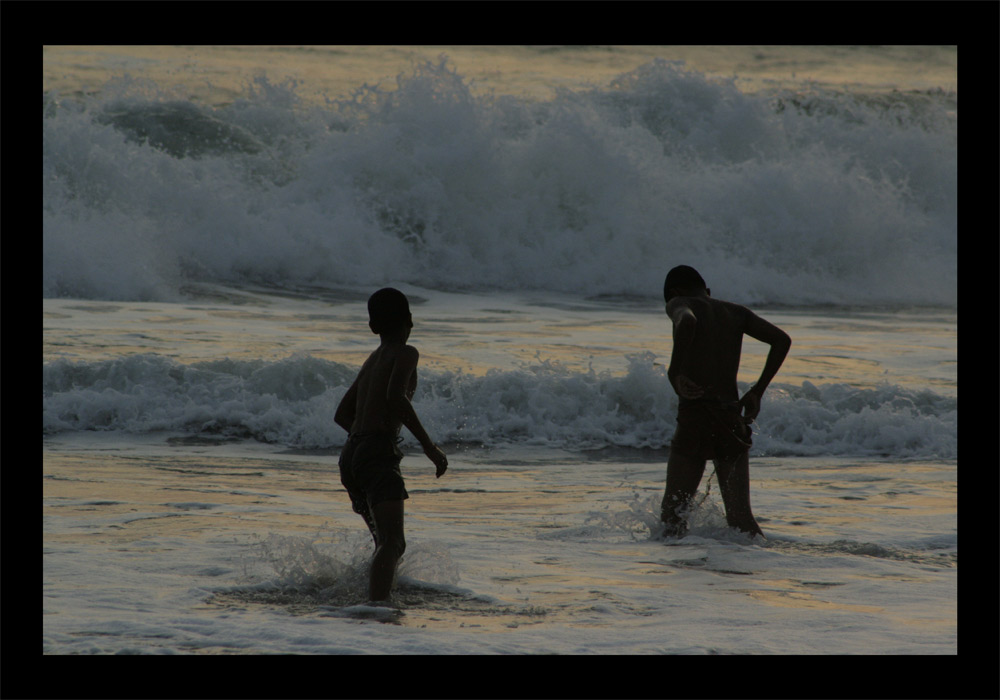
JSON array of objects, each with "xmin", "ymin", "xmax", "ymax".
[{"xmin": 739, "ymin": 388, "xmax": 761, "ymax": 422}]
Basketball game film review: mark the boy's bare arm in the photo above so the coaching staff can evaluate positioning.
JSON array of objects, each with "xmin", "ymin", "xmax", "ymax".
[
  {"xmin": 387, "ymin": 346, "xmax": 448, "ymax": 476},
  {"xmin": 406, "ymin": 367, "xmax": 417, "ymax": 400},
  {"xmin": 386, "ymin": 346, "xmax": 430, "ymax": 445},
  {"xmin": 665, "ymin": 299, "xmax": 703, "ymax": 399},
  {"xmin": 740, "ymin": 311, "xmax": 791, "ymax": 420}
]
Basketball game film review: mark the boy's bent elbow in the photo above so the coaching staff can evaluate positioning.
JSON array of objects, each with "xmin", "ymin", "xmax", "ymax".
[{"xmin": 772, "ymin": 332, "xmax": 791, "ymax": 360}]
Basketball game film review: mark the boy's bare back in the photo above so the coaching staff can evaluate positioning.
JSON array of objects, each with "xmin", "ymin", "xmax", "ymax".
[
  {"xmin": 664, "ymin": 266, "xmax": 789, "ymax": 422},
  {"xmin": 666, "ymin": 295, "xmax": 747, "ymax": 404}
]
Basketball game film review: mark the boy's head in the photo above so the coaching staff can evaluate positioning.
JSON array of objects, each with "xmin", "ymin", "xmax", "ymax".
[
  {"xmin": 368, "ymin": 287, "xmax": 412, "ymax": 335},
  {"xmin": 664, "ymin": 265, "xmax": 708, "ymax": 303}
]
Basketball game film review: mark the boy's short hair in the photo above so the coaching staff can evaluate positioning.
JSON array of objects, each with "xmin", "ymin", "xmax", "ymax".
[
  {"xmin": 368, "ymin": 287, "xmax": 412, "ymax": 334},
  {"xmin": 664, "ymin": 265, "xmax": 707, "ymax": 301}
]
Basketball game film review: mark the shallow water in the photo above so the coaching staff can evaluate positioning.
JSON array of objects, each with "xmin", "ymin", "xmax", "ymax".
[{"xmin": 43, "ymin": 432, "xmax": 955, "ymax": 655}]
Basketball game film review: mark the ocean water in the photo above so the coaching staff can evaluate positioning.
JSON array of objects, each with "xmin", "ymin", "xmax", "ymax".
[{"xmin": 43, "ymin": 46, "xmax": 957, "ymax": 656}]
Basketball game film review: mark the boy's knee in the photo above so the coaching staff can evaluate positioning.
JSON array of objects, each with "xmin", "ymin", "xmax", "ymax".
[{"xmin": 378, "ymin": 534, "xmax": 406, "ymax": 558}]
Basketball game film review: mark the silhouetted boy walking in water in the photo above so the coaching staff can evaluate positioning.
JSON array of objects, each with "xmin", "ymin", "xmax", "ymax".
[
  {"xmin": 335, "ymin": 288, "xmax": 448, "ymax": 603},
  {"xmin": 660, "ymin": 266, "xmax": 790, "ymax": 539}
]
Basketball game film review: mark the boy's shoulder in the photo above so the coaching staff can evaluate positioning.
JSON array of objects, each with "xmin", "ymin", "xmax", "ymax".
[
  {"xmin": 669, "ymin": 294, "xmax": 746, "ymax": 315},
  {"xmin": 689, "ymin": 296, "xmax": 756, "ymax": 331},
  {"xmin": 372, "ymin": 342, "xmax": 419, "ymax": 363},
  {"xmin": 711, "ymin": 296, "xmax": 752, "ymax": 314}
]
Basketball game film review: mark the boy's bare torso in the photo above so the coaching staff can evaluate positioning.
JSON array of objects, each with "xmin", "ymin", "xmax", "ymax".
[{"xmin": 349, "ymin": 342, "xmax": 418, "ymax": 435}]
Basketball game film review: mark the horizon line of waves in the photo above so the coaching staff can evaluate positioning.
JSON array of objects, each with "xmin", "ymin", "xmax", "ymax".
[{"xmin": 44, "ymin": 353, "xmax": 956, "ymax": 459}]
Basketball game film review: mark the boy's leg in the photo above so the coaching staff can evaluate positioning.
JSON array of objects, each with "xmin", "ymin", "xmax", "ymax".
[
  {"xmin": 660, "ymin": 451, "xmax": 707, "ymax": 536},
  {"xmin": 359, "ymin": 505, "xmax": 379, "ymax": 548},
  {"xmin": 713, "ymin": 451, "xmax": 764, "ymax": 538},
  {"xmin": 345, "ymin": 490, "xmax": 379, "ymax": 547},
  {"xmin": 340, "ymin": 442, "xmax": 380, "ymax": 546},
  {"xmin": 369, "ymin": 499, "xmax": 406, "ymax": 602}
]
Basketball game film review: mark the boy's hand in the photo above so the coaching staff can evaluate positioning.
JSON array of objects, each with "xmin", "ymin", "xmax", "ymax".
[
  {"xmin": 424, "ymin": 443, "xmax": 448, "ymax": 478},
  {"xmin": 739, "ymin": 387, "xmax": 762, "ymax": 422}
]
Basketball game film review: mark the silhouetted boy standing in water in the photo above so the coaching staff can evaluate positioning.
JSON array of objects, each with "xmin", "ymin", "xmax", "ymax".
[
  {"xmin": 660, "ymin": 266, "xmax": 790, "ymax": 539},
  {"xmin": 335, "ymin": 288, "xmax": 448, "ymax": 603}
]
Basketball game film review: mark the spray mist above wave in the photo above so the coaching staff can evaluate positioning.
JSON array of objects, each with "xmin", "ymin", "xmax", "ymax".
[
  {"xmin": 43, "ymin": 59, "xmax": 956, "ymax": 306},
  {"xmin": 43, "ymin": 353, "xmax": 957, "ymax": 459}
]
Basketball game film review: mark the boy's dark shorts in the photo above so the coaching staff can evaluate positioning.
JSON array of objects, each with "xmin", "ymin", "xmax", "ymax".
[
  {"xmin": 671, "ymin": 400, "xmax": 752, "ymax": 462},
  {"xmin": 339, "ymin": 432, "xmax": 409, "ymax": 515}
]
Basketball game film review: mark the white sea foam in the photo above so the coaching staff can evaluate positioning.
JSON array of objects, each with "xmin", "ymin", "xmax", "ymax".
[
  {"xmin": 43, "ymin": 352, "xmax": 957, "ymax": 459},
  {"xmin": 43, "ymin": 59, "xmax": 956, "ymax": 307}
]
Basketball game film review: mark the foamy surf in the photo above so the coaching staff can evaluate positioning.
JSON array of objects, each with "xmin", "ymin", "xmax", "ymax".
[
  {"xmin": 44, "ymin": 54, "xmax": 955, "ymax": 308},
  {"xmin": 43, "ymin": 349, "xmax": 957, "ymax": 459}
]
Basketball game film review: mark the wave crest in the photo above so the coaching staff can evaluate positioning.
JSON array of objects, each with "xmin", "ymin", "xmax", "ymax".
[
  {"xmin": 44, "ymin": 59, "xmax": 956, "ymax": 307},
  {"xmin": 44, "ymin": 353, "xmax": 957, "ymax": 459}
]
